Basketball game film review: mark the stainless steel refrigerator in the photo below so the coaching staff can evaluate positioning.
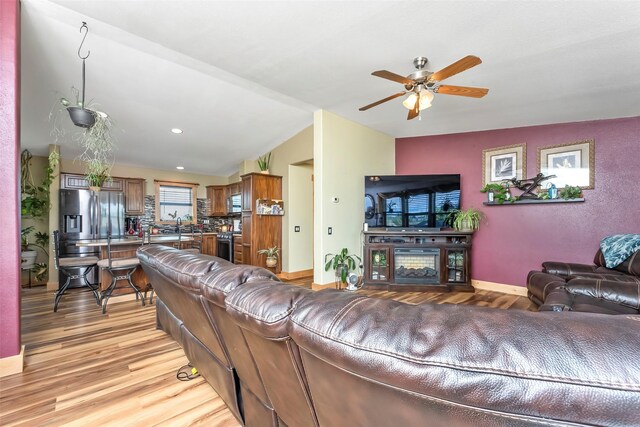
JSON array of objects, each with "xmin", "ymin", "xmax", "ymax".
[{"xmin": 59, "ymin": 189, "xmax": 125, "ymax": 288}]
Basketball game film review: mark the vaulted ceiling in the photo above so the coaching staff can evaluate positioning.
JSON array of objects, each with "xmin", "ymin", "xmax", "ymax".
[{"xmin": 20, "ymin": 0, "xmax": 640, "ymax": 176}]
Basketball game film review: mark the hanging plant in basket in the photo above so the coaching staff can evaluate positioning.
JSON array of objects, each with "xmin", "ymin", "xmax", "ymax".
[{"xmin": 50, "ymin": 22, "xmax": 116, "ymax": 187}]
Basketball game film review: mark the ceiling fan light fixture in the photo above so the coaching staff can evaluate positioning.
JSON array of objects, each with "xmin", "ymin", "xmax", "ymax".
[{"xmin": 402, "ymin": 92, "xmax": 433, "ymax": 111}]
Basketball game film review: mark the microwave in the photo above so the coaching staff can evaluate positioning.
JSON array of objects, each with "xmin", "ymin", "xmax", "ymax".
[{"xmin": 227, "ymin": 194, "xmax": 241, "ymax": 213}]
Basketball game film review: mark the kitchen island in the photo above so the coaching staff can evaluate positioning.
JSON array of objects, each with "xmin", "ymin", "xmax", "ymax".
[{"xmin": 76, "ymin": 235, "xmax": 194, "ymax": 294}]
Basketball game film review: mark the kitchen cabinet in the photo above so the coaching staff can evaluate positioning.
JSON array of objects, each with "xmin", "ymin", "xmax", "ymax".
[
  {"xmin": 202, "ymin": 234, "xmax": 217, "ymax": 256},
  {"xmin": 206, "ymin": 185, "xmax": 227, "ymax": 216},
  {"xmin": 240, "ymin": 173, "xmax": 282, "ymax": 273},
  {"xmin": 60, "ymin": 173, "xmax": 124, "ymax": 191},
  {"xmin": 124, "ymin": 178, "xmax": 146, "ymax": 215},
  {"xmin": 227, "ymin": 182, "xmax": 240, "ymax": 196},
  {"xmin": 233, "ymin": 237, "xmax": 243, "ymax": 264}
]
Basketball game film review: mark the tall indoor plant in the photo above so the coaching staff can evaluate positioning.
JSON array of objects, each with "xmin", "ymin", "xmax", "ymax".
[{"xmin": 325, "ymin": 248, "xmax": 361, "ymax": 286}]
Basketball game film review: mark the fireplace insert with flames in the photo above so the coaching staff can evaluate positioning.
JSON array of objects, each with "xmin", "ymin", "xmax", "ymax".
[{"xmin": 393, "ymin": 248, "xmax": 440, "ymax": 284}]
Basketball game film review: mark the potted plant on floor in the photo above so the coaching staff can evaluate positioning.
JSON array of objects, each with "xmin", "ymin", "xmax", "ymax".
[
  {"xmin": 21, "ymin": 226, "xmax": 50, "ymax": 280},
  {"xmin": 257, "ymin": 246, "xmax": 279, "ymax": 268},
  {"xmin": 448, "ymin": 208, "xmax": 485, "ymax": 232},
  {"xmin": 325, "ymin": 248, "xmax": 362, "ymax": 288}
]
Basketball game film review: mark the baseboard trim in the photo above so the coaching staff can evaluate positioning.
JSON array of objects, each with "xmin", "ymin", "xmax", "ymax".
[
  {"xmin": 472, "ymin": 279, "xmax": 528, "ymax": 296},
  {"xmin": 0, "ymin": 345, "xmax": 25, "ymax": 377},
  {"xmin": 278, "ymin": 269, "xmax": 313, "ymax": 280},
  {"xmin": 311, "ymin": 282, "xmax": 336, "ymax": 291}
]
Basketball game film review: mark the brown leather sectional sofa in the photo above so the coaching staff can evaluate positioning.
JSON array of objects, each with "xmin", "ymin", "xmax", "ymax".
[
  {"xmin": 138, "ymin": 245, "xmax": 640, "ymax": 426},
  {"xmin": 528, "ymin": 248, "xmax": 640, "ymax": 313}
]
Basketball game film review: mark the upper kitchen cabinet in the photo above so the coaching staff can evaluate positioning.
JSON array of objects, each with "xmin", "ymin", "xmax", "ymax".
[
  {"xmin": 124, "ymin": 178, "xmax": 146, "ymax": 215},
  {"xmin": 206, "ymin": 185, "xmax": 227, "ymax": 216},
  {"xmin": 227, "ymin": 182, "xmax": 240, "ymax": 196},
  {"xmin": 60, "ymin": 173, "xmax": 124, "ymax": 191}
]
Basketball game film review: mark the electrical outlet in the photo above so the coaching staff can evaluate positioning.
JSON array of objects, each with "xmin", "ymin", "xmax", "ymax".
[
  {"xmin": 328, "ymin": 227, "xmax": 332, "ymax": 235},
  {"xmin": 294, "ymin": 226, "xmax": 300, "ymax": 232}
]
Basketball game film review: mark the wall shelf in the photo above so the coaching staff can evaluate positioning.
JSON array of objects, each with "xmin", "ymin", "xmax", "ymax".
[{"xmin": 483, "ymin": 198, "xmax": 584, "ymax": 206}]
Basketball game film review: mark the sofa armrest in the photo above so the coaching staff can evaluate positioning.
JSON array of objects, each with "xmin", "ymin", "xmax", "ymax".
[
  {"xmin": 538, "ymin": 288, "xmax": 574, "ymax": 312},
  {"xmin": 527, "ymin": 271, "xmax": 567, "ymax": 303},
  {"xmin": 565, "ymin": 278, "xmax": 640, "ymax": 311},
  {"xmin": 542, "ymin": 262, "xmax": 596, "ymax": 277}
]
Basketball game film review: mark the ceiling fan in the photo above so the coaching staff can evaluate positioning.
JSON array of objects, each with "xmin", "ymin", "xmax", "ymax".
[{"xmin": 359, "ymin": 55, "xmax": 489, "ymax": 120}]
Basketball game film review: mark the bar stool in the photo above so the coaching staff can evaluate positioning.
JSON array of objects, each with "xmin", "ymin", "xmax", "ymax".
[
  {"xmin": 142, "ymin": 228, "xmax": 157, "ymax": 305},
  {"xmin": 53, "ymin": 230, "xmax": 100, "ymax": 312},
  {"xmin": 182, "ymin": 225, "xmax": 203, "ymax": 254},
  {"xmin": 98, "ymin": 233, "xmax": 145, "ymax": 314}
]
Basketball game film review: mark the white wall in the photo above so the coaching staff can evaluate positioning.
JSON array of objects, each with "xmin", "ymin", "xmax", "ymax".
[
  {"xmin": 287, "ymin": 163, "xmax": 314, "ymax": 272},
  {"xmin": 268, "ymin": 126, "xmax": 314, "ymax": 273},
  {"xmin": 313, "ymin": 110, "xmax": 395, "ymax": 285}
]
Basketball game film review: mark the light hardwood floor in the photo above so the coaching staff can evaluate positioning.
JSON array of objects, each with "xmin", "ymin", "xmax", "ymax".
[{"xmin": 1, "ymin": 282, "xmax": 536, "ymax": 426}]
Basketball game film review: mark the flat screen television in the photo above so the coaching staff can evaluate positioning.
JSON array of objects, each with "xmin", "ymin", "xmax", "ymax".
[{"xmin": 364, "ymin": 174, "xmax": 460, "ymax": 229}]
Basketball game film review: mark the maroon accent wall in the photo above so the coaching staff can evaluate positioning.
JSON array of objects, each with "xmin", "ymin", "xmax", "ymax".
[
  {"xmin": 396, "ymin": 117, "xmax": 640, "ymax": 287},
  {"xmin": 0, "ymin": 0, "xmax": 21, "ymax": 358}
]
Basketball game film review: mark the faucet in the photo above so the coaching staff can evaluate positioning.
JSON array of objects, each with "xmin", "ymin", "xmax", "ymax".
[{"xmin": 175, "ymin": 217, "xmax": 182, "ymax": 233}]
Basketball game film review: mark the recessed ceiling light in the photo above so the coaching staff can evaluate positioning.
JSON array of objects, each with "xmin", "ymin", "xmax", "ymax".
[
  {"xmin": 176, "ymin": 166, "xmax": 184, "ymax": 170},
  {"xmin": 171, "ymin": 128, "xmax": 183, "ymax": 134}
]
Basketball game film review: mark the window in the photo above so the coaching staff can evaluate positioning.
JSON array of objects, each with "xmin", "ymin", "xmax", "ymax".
[
  {"xmin": 383, "ymin": 189, "xmax": 460, "ymax": 228},
  {"xmin": 154, "ymin": 180, "xmax": 198, "ymax": 224}
]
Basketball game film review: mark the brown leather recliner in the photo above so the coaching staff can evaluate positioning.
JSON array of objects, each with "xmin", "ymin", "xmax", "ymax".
[
  {"xmin": 287, "ymin": 289, "xmax": 640, "ymax": 427},
  {"xmin": 226, "ymin": 281, "xmax": 319, "ymax": 427},
  {"xmin": 527, "ymin": 248, "xmax": 640, "ymax": 313},
  {"xmin": 137, "ymin": 246, "xmax": 244, "ymax": 422},
  {"xmin": 198, "ymin": 265, "xmax": 283, "ymax": 427},
  {"xmin": 140, "ymin": 245, "xmax": 640, "ymax": 426}
]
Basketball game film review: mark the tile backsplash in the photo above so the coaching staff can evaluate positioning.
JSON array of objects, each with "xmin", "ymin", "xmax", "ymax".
[{"xmin": 126, "ymin": 196, "xmax": 235, "ymax": 233}]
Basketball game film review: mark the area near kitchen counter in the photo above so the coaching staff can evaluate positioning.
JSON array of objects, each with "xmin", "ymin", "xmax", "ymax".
[{"xmin": 76, "ymin": 235, "xmax": 195, "ymax": 294}]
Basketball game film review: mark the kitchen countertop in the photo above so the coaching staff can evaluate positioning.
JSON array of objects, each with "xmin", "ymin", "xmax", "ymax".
[{"xmin": 75, "ymin": 235, "xmax": 194, "ymax": 247}]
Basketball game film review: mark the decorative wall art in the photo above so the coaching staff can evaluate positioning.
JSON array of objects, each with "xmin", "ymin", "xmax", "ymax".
[
  {"xmin": 482, "ymin": 143, "xmax": 526, "ymax": 186},
  {"xmin": 537, "ymin": 139, "xmax": 594, "ymax": 189}
]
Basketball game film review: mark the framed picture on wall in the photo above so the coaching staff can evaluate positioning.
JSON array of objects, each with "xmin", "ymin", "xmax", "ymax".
[
  {"xmin": 537, "ymin": 139, "xmax": 594, "ymax": 189},
  {"xmin": 482, "ymin": 143, "xmax": 526, "ymax": 186}
]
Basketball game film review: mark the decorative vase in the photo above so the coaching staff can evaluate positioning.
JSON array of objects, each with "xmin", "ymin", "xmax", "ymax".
[
  {"xmin": 260, "ymin": 170, "xmax": 270, "ymax": 175},
  {"xmin": 89, "ymin": 185, "xmax": 101, "ymax": 192},
  {"xmin": 266, "ymin": 257, "xmax": 277, "ymax": 268},
  {"xmin": 21, "ymin": 250, "xmax": 37, "ymax": 269}
]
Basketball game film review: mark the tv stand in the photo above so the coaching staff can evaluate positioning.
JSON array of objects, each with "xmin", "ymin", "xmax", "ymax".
[{"xmin": 363, "ymin": 230, "xmax": 473, "ymax": 292}]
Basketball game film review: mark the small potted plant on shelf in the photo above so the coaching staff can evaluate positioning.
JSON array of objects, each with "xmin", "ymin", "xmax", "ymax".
[
  {"xmin": 558, "ymin": 185, "xmax": 583, "ymax": 200},
  {"xmin": 480, "ymin": 183, "xmax": 511, "ymax": 204},
  {"xmin": 257, "ymin": 152, "xmax": 272, "ymax": 174},
  {"xmin": 324, "ymin": 248, "xmax": 362, "ymax": 287},
  {"xmin": 257, "ymin": 246, "xmax": 279, "ymax": 268},
  {"xmin": 447, "ymin": 208, "xmax": 485, "ymax": 232},
  {"xmin": 84, "ymin": 159, "xmax": 111, "ymax": 191}
]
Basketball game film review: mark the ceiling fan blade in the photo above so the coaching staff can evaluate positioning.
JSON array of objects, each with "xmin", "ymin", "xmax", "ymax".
[
  {"xmin": 359, "ymin": 92, "xmax": 407, "ymax": 111},
  {"xmin": 372, "ymin": 70, "xmax": 413, "ymax": 86},
  {"xmin": 436, "ymin": 85, "xmax": 489, "ymax": 98},
  {"xmin": 430, "ymin": 55, "xmax": 482, "ymax": 82},
  {"xmin": 407, "ymin": 100, "xmax": 420, "ymax": 120}
]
